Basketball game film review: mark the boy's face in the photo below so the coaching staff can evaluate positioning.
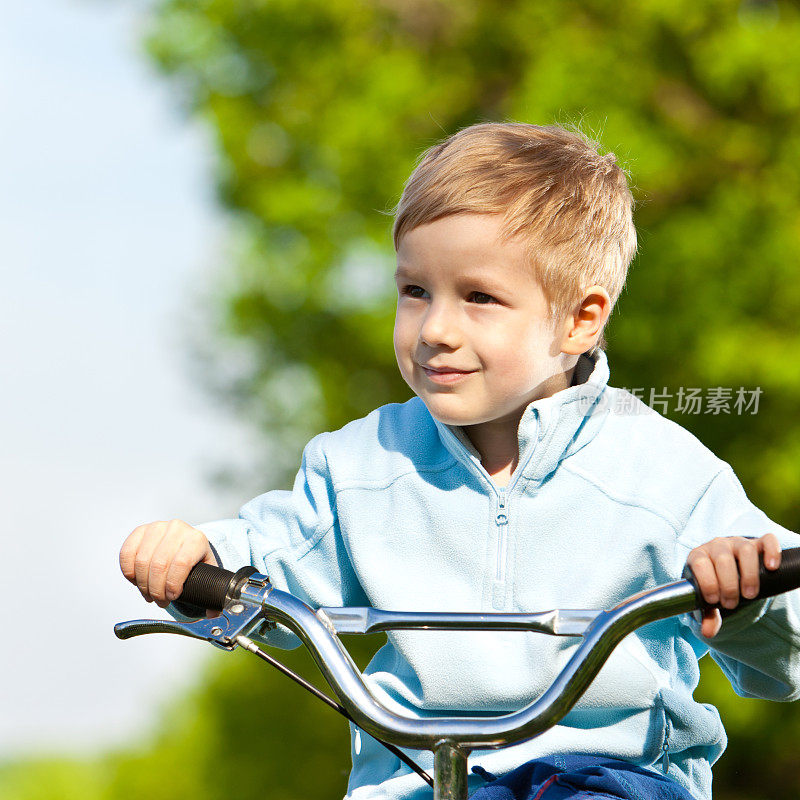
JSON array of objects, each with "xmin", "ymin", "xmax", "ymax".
[{"xmin": 393, "ymin": 213, "xmax": 574, "ymax": 433}]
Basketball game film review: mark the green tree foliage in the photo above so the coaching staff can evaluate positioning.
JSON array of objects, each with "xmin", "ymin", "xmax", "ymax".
[
  {"xmin": 149, "ymin": 2, "xmax": 800, "ymax": 794},
  {"xmin": 147, "ymin": 0, "xmax": 800, "ymax": 532},
  {"xmin": 7, "ymin": 1, "xmax": 800, "ymax": 798},
  {"xmin": 0, "ymin": 635, "xmax": 384, "ymax": 800}
]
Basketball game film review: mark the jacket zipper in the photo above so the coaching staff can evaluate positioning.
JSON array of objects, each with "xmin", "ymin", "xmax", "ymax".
[
  {"xmin": 495, "ymin": 488, "xmax": 509, "ymax": 583},
  {"xmin": 661, "ymin": 708, "xmax": 671, "ymax": 773},
  {"xmin": 436, "ymin": 425, "xmax": 521, "ymax": 608}
]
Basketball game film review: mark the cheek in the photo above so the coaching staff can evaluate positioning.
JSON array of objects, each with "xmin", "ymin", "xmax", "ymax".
[
  {"xmin": 393, "ymin": 316, "xmax": 419, "ymax": 391},
  {"xmin": 395, "ymin": 302, "xmax": 422, "ymax": 342},
  {"xmin": 393, "ymin": 312, "xmax": 413, "ymax": 364},
  {"xmin": 480, "ymin": 328, "xmax": 552, "ymax": 382}
]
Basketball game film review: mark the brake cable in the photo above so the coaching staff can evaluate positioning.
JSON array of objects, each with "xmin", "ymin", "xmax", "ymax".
[
  {"xmin": 118, "ymin": 564, "xmax": 433, "ymax": 787},
  {"xmin": 236, "ymin": 634, "xmax": 433, "ymax": 787}
]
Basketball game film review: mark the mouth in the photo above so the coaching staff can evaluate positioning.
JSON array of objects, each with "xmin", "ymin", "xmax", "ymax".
[{"xmin": 418, "ymin": 364, "xmax": 477, "ymax": 384}]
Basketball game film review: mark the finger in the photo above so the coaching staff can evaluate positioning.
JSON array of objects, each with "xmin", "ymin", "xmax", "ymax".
[
  {"xmin": 203, "ymin": 544, "xmax": 219, "ymax": 567},
  {"xmin": 687, "ymin": 551, "xmax": 721, "ymax": 606},
  {"xmin": 734, "ymin": 538, "xmax": 760, "ymax": 600},
  {"xmin": 760, "ymin": 533, "xmax": 782, "ymax": 570},
  {"xmin": 164, "ymin": 530, "xmax": 210, "ymax": 602},
  {"xmin": 120, "ymin": 525, "xmax": 147, "ymax": 583},
  {"xmin": 701, "ymin": 608, "xmax": 722, "ymax": 638},
  {"xmin": 147, "ymin": 522, "xmax": 187, "ymax": 604},
  {"xmin": 133, "ymin": 521, "xmax": 168, "ymax": 601},
  {"xmin": 707, "ymin": 543, "xmax": 740, "ymax": 609}
]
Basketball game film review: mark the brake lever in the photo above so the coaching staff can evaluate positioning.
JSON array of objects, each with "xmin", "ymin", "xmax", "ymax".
[{"xmin": 114, "ymin": 597, "xmax": 274, "ymax": 651}]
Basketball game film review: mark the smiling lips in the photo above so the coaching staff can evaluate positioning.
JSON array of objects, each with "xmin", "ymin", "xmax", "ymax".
[{"xmin": 419, "ymin": 364, "xmax": 477, "ymax": 384}]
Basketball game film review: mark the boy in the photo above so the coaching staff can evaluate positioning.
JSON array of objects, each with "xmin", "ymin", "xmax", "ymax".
[{"xmin": 120, "ymin": 123, "xmax": 800, "ymax": 800}]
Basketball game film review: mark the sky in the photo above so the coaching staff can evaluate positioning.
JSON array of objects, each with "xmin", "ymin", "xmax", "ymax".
[{"xmin": 0, "ymin": 0, "xmax": 262, "ymax": 758}]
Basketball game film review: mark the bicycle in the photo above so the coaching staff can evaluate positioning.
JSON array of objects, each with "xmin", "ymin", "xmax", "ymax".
[{"xmin": 115, "ymin": 549, "xmax": 800, "ymax": 800}]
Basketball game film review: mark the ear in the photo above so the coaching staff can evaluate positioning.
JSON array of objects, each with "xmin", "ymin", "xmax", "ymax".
[{"xmin": 559, "ymin": 286, "xmax": 612, "ymax": 355}]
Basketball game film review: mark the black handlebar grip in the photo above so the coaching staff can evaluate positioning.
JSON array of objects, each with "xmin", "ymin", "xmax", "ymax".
[
  {"xmin": 684, "ymin": 546, "xmax": 800, "ymax": 612},
  {"xmin": 751, "ymin": 547, "xmax": 800, "ymax": 601},
  {"xmin": 179, "ymin": 562, "xmax": 234, "ymax": 610},
  {"xmin": 177, "ymin": 563, "xmax": 258, "ymax": 613}
]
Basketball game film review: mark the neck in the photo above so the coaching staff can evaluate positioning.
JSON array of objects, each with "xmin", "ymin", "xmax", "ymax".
[
  {"xmin": 462, "ymin": 366, "xmax": 576, "ymax": 487},
  {"xmin": 464, "ymin": 418, "xmax": 521, "ymax": 477}
]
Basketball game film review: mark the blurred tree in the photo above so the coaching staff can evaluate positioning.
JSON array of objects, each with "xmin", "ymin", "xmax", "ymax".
[
  {"xmin": 0, "ymin": 635, "xmax": 384, "ymax": 800},
  {"xmin": 7, "ymin": 1, "xmax": 798, "ymax": 798},
  {"xmin": 148, "ymin": 0, "xmax": 800, "ymax": 533},
  {"xmin": 147, "ymin": 0, "xmax": 800, "ymax": 797}
]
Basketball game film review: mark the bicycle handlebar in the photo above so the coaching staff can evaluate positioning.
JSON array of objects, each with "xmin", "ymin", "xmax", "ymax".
[
  {"xmin": 156, "ymin": 547, "xmax": 800, "ymax": 750},
  {"xmin": 116, "ymin": 547, "xmax": 800, "ymax": 799},
  {"xmin": 683, "ymin": 546, "xmax": 800, "ymax": 611},
  {"xmin": 181, "ymin": 547, "xmax": 800, "ymax": 615},
  {"xmin": 177, "ymin": 562, "xmax": 251, "ymax": 611}
]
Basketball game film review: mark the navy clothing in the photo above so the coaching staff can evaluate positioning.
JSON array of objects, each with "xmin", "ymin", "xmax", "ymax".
[{"xmin": 470, "ymin": 755, "xmax": 696, "ymax": 800}]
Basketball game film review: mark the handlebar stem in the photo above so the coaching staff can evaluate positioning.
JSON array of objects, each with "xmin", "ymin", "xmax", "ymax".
[{"xmin": 434, "ymin": 742, "xmax": 469, "ymax": 800}]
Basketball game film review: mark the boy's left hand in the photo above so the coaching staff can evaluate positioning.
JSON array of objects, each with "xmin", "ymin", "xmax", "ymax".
[{"xmin": 686, "ymin": 533, "xmax": 781, "ymax": 638}]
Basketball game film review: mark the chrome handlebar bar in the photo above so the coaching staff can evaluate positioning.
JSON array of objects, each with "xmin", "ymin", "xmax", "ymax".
[
  {"xmin": 116, "ymin": 571, "xmax": 698, "ymax": 750},
  {"xmin": 256, "ymin": 577, "xmax": 698, "ymax": 750},
  {"xmin": 116, "ymin": 549, "xmax": 800, "ymax": 800}
]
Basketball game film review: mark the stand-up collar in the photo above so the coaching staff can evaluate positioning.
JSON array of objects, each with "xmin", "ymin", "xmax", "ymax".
[{"xmin": 432, "ymin": 349, "xmax": 611, "ymax": 486}]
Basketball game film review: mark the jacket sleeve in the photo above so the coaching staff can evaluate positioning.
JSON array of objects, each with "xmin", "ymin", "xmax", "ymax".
[
  {"xmin": 676, "ymin": 465, "xmax": 800, "ymax": 701},
  {"xmin": 169, "ymin": 432, "xmax": 369, "ymax": 649}
]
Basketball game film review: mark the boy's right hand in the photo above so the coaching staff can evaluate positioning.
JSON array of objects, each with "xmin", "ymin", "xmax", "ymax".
[{"xmin": 119, "ymin": 520, "xmax": 218, "ymax": 608}]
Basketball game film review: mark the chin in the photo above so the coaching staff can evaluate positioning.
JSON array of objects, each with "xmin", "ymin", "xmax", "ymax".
[{"xmin": 419, "ymin": 398, "xmax": 481, "ymax": 427}]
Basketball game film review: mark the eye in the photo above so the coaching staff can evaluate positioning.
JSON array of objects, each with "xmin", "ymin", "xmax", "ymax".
[
  {"xmin": 401, "ymin": 284, "xmax": 427, "ymax": 299},
  {"xmin": 468, "ymin": 291, "xmax": 498, "ymax": 304}
]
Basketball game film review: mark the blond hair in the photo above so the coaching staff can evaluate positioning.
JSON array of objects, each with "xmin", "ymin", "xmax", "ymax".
[{"xmin": 392, "ymin": 123, "xmax": 637, "ymax": 350}]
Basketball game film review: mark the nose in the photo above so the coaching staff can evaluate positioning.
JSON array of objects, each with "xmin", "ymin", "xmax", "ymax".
[{"xmin": 419, "ymin": 300, "xmax": 461, "ymax": 349}]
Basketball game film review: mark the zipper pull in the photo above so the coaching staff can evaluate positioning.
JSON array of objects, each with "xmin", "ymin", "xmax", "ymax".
[
  {"xmin": 661, "ymin": 715, "xmax": 671, "ymax": 773},
  {"xmin": 496, "ymin": 488, "xmax": 508, "ymax": 525}
]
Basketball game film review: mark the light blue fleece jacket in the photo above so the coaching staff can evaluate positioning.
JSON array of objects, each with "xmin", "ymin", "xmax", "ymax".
[{"xmin": 192, "ymin": 349, "xmax": 800, "ymax": 800}]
